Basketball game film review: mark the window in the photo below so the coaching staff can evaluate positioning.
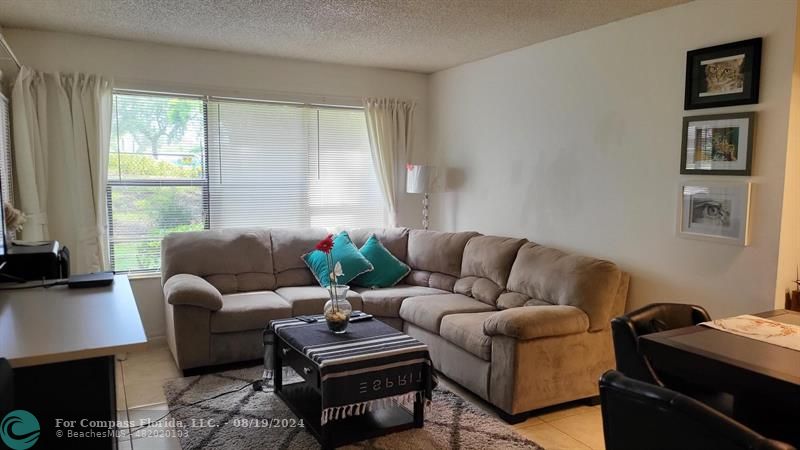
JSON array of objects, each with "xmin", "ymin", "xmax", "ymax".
[
  {"xmin": 108, "ymin": 92, "xmax": 385, "ymax": 272},
  {"xmin": 107, "ymin": 94, "xmax": 207, "ymax": 272},
  {"xmin": 0, "ymin": 94, "xmax": 13, "ymax": 213}
]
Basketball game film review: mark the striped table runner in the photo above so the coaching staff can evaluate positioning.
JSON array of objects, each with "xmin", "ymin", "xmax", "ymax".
[{"xmin": 264, "ymin": 316, "xmax": 435, "ymax": 425}]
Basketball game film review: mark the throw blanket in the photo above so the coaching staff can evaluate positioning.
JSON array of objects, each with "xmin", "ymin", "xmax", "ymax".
[
  {"xmin": 701, "ymin": 315, "xmax": 800, "ymax": 352},
  {"xmin": 264, "ymin": 316, "xmax": 435, "ymax": 425}
]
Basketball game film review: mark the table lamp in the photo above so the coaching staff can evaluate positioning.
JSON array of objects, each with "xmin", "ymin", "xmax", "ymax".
[{"xmin": 406, "ymin": 164, "xmax": 436, "ymax": 230}]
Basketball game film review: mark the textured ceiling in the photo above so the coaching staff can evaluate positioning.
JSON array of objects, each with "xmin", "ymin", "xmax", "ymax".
[{"xmin": 0, "ymin": 0, "xmax": 690, "ymax": 73}]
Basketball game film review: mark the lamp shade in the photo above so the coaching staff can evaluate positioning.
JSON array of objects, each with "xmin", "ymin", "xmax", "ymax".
[{"xmin": 406, "ymin": 164, "xmax": 435, "ymax": 194}]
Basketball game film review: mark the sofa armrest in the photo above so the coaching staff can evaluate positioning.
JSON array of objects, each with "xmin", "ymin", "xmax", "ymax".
[
  {"xmin": 483, "ymin": 305, "xmax": 590, "ymax": 340},
  {"xmin": 164, "ymin": 274, "xmax": 223, "ymax": 311}
]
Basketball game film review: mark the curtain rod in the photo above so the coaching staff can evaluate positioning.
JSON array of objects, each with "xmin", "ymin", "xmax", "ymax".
[{"xmin": 0, "ymin": 33, "xmax": 21, "ymax": 69}]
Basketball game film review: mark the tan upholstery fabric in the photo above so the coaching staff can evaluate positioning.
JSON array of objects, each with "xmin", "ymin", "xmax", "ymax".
[
  {"xmin": 490, "ymin": 330, "xmax": 614, "ymax": 414},
  {"xmin": 406, "ymin": 230, "xmax": 480, "ymax": 277},
  {"xmin": 165, "ymin": 303, "xmax": 211, "ymax": 370},
  {"xmin": 405, "ymin": 270, "xmax": 459, "ymax": 291},
  {"xmin": 405, "ymin": 324, "xmax": 491, "ymax": 401},
  {"xmin": 161, "ymin": 228, "xmax": 275, "ymax": 294},
  {"xmin": 164, "ymin": 274, "xmax": 223, "ymax": 311},
  {"xmin": 483, "ymin": 305, "xmax": 589, "ymax": 340},
  {"xmin": 275, "ymin": 268, "xmax": 317, "ymax": 287},
  {"xmin": 210, "ymin": 329, "xmax": 264, "ymax": 365},
  {"xmin": 353, "ymin": 285, "xmax": 448, "ymax": 317},
  {"xmin": 399, "ymin": 293, "xmax": 494, "ymax": 334},
  {"xmin": 440, "ymin": 312, "xmax": 496, "ymax": 361},
  {"xmin": 275, "ymin": 286, "xmax": 363, "ymax": 316},
  {"xmin": 506, "ymin": 243, "xmax": 623, "ymax": 331},
  {"xmin": 270, "ymin": 228, "xmax": 327, "ymax": 286},
  {"xmin": 453, "ymin": 276, "xmax": 503, "ymax": 306},
  {"xmin": 496, "ymin": 292, "xmax": 529, "ymax": 310},
  {"xmin": 461, "ymin": 235, "xmax": 526, "ymax": 286},
  {"xmin": 210, "ymin": 291, "xmax": 291, "ymax": 333},
  {"xmin": 349, "ymin": 227, "xmax": 409, "ymax": 261}
]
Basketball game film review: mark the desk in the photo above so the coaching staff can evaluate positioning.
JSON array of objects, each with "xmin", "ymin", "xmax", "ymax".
[
  {"xmin": 640, "ymin": 309, "xmax": 800, "ymax": 446},
  {"xmin": 0, "ymin": 275, "xmax": 147, "ymax": 449}
]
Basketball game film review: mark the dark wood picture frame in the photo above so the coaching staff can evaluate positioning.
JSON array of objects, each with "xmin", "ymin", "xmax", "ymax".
[
  {"xmin": 680, "ymin": 112, "xmax": 755, "ymax": 176},
  {"xmin": 684, "ymin": 38, "xmax": 762, "ymax": 110}
]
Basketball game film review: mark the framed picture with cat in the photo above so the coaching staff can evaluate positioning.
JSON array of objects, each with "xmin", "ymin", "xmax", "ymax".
[
  {"xmin": 680, "ymin": 112, "xmax": 755, "ymax": 176},
  {"xmin": 684, "ymin": 38, "xmax": 762, "ymax": 110}
]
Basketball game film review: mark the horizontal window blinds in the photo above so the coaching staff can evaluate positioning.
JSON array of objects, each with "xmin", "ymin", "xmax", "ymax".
[
  {"xmin": 206, "ymin": 100, "xmax": 313, "ymax": 229},
  {"xmin": 108, "ymin": 93, "xmax": 207, "ymax": 272},
  {"xmin": 206, "ymin": 99, "xmax": 385, "ymax": 230},
  {"xmin": 309, "ymin": 107, "xmax": 385, "ymax": 228},
  {"xmin": 0, "ymin": 96, "xmax": 13, "ymax": 211},
  {"xmin": 108, "ymin": 92, "xmax": 386, "ymax": 272}
]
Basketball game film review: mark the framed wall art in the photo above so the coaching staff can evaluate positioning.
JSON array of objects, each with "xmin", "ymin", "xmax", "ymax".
[
  {"xmin": 677, "ymin": 181, "xmax": 751, "ymax": 246},
  {"xmin": 680, "ymin": 112, "xmax": 755, "ymax": 176},
  {"xmin": 684, "ymin": 38, "xmax": 762, "ymax": 110}
]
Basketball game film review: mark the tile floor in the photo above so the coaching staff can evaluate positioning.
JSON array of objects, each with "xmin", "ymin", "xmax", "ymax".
[{"xmin": 116, "ymin": 340, "xmax": 605, "ymax": 450}]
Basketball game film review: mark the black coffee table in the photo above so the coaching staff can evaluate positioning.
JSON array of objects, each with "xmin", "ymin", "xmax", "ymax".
[{"xmin": 269, "ymin": 317, "xmax": 430, "ymax": 449}]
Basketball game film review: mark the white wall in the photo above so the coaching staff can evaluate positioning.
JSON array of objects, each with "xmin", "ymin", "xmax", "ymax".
[
  {"xmin": 428, "ymin": 0, "xmax": 798, "ymax": 318},
  {"xmin": 4, "ymin": 29, "xmax": 430, "ymax": 338},
  {"xmin": 776, "ymin": 4, "xmax": 800, "ymax": 309}
]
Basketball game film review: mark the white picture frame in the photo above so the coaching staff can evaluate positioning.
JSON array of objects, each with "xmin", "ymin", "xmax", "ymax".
[{"xmin": 677, "ymin": 181, "xmax": 751, "ymax": 246}]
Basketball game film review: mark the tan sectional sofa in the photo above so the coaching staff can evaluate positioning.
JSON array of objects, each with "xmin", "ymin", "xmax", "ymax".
[{"xmin": 161, "ymin": 227, "xmax": 629, "ymax": 420}]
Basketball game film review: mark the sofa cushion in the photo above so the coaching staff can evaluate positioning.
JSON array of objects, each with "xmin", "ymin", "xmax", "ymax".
[
  {"xmin": 461, "ymin": 235, "xmax": 527, "ymax": 287},
  {"xmin": 270, "ymin": 228, "xmax": 328, "ymax": 287},
  {"xmin": 210, "ymin": 291, "xmax": 291, "ymax": 333},
  {"xmin": 353, "ymin": 235, "xmax": 411, "ymax": 288},
  {"xmin": 161, "ymin": 228, "xmax": 275, "ymax": 294},
  {"xmin": 399, "ymin": 293, "xmax": 495, "ymax": 334},
  {"xmin": 275, "ymin": 286, "xmax": 363, "ymax": 316},
  {"xmin": 405, "ymin": 270, "xmax": 459, "ymax": 291},
  {"xmin": 353, "ymin": 284, "xmax": 448, "ymax": 317},
  {"xmin": 406, "ymin": 230, "xmax": 480, "ymax": 278},
  {"xmin": 440, "ymin": 312, "xmax": 496, "ymax": 361},
  {"xmin": 482, "ymin": 305, "xmax": 590, "ymax": 340},
  {"xmin": 506, "ymin": 243, "xmax": 623, "ymax": 331},
  {"xmin": 302, "ymin": 232, "xmax": 373, "ymax": 287},
  {"xmin": 349, "ymin": 227, "xmax": 409, "ymax": 262}
]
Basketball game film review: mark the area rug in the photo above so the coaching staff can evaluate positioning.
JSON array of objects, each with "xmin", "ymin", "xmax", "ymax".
[{"xmin": 162, "ymin": 366, "xmax": 542, "ymax": 449}]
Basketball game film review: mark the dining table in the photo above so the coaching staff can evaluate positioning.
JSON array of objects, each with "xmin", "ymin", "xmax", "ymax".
[{"xmin": 639, "ymin": 309, "xmax": 800, "ymax": 447}]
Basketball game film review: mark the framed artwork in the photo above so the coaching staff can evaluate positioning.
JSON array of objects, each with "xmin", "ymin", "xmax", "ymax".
[
  {"xmin": 680, "ymin": 112, "xmax": 755, "ymax": 176},
  {"xmin": 677, "ymin": 181, "xmax": 751, "ymax": 246},
  {"xmin": 684, "ymin": 38, "xmax": 762, "ymax": 110}
]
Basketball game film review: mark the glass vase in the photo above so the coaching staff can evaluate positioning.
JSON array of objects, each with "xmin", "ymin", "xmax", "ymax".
[{"xmin": 324, "ymin": 284, "xmax": 352, "ymax": 334}]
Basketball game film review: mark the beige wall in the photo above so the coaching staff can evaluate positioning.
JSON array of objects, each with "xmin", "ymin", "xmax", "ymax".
[
  {"xmin": 776, "ymin": 4, "xmax": 800, "ymax": 309},
  {"xmin": 428, "ymin": 0, "xmax": 798, "ymax": 318},
  {"xmin": 4, "ymin": 28, "xmax": 430, "ymax": 337}
]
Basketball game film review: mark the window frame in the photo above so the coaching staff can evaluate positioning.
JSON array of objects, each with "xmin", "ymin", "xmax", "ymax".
[
  {"xmin": 106, "ymin": 89, "xmax": 384, "ymax": 273},
  {"xmin": 106, "ymin": 91, "xmax": 211, "ymax": 274}
]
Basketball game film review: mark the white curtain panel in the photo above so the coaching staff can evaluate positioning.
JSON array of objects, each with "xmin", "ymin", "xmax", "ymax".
[
  {"xmin": 11, "ymin": 67, "xmax": 113, "ymax": 273},
  {"xmin": 363, "ymin": 97, "xmax": 416, "ymax": 227}
]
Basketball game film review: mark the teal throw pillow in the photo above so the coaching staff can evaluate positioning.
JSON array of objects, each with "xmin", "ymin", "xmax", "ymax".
[
  {"xmin": 302, "ymin": 231, "xmax": 374, "ymax": 287},
  {"xmin": 353, "ymin": 234, "xmax": 411, "ymax": 288}
]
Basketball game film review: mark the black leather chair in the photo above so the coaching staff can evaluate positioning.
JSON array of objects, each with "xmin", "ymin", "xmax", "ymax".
[
  {"xmin": 611, "ymin": 302, "xmax": 711, "ymax": 386},
  {"xmin": 0, "ymin": 357, "xmax": 13, "ymax": 417},
  {"xmin": 600, "ymin": 370, "xmax": 795, "ymax": 450}
]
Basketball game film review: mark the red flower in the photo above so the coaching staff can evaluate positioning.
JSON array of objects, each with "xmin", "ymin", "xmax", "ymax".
[{"xmin": 315, "ymin": 234, "xmax": 334, "ymax": 254}]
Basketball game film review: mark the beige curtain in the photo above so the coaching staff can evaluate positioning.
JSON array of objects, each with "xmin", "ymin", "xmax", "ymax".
[
  {"xmin": 12, "ymin": 67, "xmax": 113, "ymax": 273},
  {"xmin": 363, "ymin": 97, "xmax": 416, "ymax": 227}
]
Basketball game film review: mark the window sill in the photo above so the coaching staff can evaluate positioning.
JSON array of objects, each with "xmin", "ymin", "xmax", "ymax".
[{"xmin": 124, "ymin": 271, "xmax": 161, "ymax": 280}]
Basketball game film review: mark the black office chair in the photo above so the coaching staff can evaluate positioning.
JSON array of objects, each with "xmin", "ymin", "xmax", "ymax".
[
  {"xmin": 0, "ymin": 357, "xmax": 13, "ymax": 417},
  {"xmin": 611, "ymin": 302, "xmax": 711, "ymax": 386},
  {"xmin": 600, "ymin": 370, "xmax": 795, "ymax": 450}
]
